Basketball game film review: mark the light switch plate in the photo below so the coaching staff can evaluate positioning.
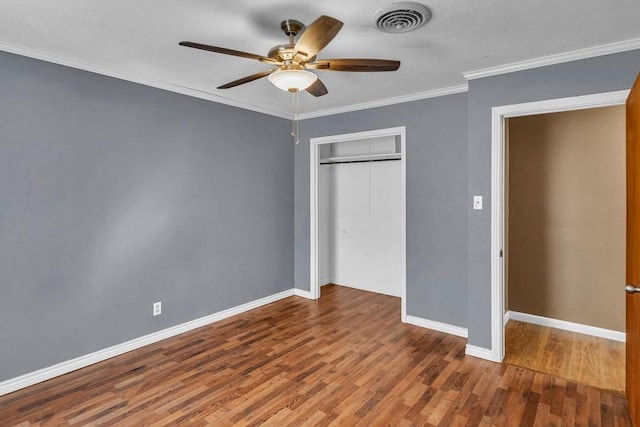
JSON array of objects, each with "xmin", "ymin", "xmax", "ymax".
[{"xmin": 473, "ymin": 196, "xmax": 483, "ymax": 210}]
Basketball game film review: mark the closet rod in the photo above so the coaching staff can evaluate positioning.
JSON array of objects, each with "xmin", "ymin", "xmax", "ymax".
[{"xmin": 320, "ymin": 158, "xmax": 401, "ymax": 165}]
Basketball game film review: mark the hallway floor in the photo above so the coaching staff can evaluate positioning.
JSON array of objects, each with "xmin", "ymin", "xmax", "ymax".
[{"xmin": 504, "ymin": 320, "xmax": 625, "ymax": 393}]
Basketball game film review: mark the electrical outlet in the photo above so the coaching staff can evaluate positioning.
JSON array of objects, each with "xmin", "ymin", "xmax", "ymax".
[{"xmin": 153, "ymin": 301, "xmax": 162, "ymax": 316}]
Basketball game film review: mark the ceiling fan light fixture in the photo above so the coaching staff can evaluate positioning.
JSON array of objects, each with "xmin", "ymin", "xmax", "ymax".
[{"xmin": 268, "ymin": 69, "xmax": 317, "ymax": 92}]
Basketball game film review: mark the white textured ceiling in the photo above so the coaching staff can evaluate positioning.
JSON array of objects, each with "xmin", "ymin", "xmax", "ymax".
[{"xmin": 1, "ymin": 0, "xmax": 640, "ymax": 117}]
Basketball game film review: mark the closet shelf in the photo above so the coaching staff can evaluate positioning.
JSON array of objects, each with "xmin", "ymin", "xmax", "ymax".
[{"xmin": 320, "ymin": 153, "xmax": 401, "ymax": 164}]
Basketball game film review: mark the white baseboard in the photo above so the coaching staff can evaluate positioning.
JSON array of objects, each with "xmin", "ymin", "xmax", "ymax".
[
  {"xmin": 507, "ymin": 311, "xmax": 625, "ymax": 343},
  {"xmin": 465, "ymin": 344, "xmax": 495, "ymax": 361},
  {"xmin": 331, "ymin": 281, "xmax": 402, "ymax": 298},
  {"xmin": 503, "ymin": 310, "xmax": 511, "ymax": 326},
  {"xmin": 405, "ymin": 315, "xmax": 468, "ymax": 338},
  {"xmin": 0, "ymin": 288, "xmax": 296, "ymax": 397},
  {"xmin": 293, "ymin": 288, "xmax": 315, "ymax": 300}
]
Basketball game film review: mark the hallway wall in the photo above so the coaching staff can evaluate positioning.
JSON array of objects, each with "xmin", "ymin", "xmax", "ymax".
[{"xmin": 507, "ymin": 106, "xmax": 626, "ymax": 331}]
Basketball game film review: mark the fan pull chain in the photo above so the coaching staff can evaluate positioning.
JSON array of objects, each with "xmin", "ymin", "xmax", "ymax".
[
  {"xmin": 291, "ymin": 90, "xmax": 300, "ymax": 145},
  {"xmin": 291, "ymin": 92, "xmax": 295, "ymax": 140},
  {"xmin": 368, "ymin": 139, "xmax": 372, "ymax": 214}
]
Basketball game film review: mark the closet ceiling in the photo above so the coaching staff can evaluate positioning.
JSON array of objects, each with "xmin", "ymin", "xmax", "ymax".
[{"xmin": 1, "ymin": 0, "xmax": 640, "ymax": 117}]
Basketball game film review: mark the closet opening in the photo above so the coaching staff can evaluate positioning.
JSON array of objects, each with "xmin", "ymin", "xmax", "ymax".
[{"xmin": 310, "ymin": 127, "xmax": 407, "ymax": 321}]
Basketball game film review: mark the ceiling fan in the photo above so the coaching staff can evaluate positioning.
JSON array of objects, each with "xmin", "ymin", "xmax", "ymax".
[{"xmin": 179, "ymin": 15, "xmax": 401, "ymax": 97}]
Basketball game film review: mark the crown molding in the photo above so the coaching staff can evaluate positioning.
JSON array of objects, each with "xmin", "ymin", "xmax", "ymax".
[
  {"xmin": 0, "ymin": 41, "xmax": 292, "ymax": 120},
  {"xmin": 296, "ymin": 84, "xmax": 469, "ymax": 120},
  {"xmin": 4, "ymin": 37, "xmax": 640, "ymax": 119},
  {"xmin": 1, "ymin": 40, "xmax": 468, "ymax": 120},
  {"xmin": 463, "ymin": 37, "xmax": 640, "ymax": 80}
]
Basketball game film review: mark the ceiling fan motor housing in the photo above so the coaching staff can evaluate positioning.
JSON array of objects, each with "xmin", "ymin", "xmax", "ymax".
[
  {"xmin": 268, "ymin": 44, "xmax": 295, "ymax": 61},
  {"xmin": 280, "ymin": 19, "xmax": 305, "ymax": 37}
]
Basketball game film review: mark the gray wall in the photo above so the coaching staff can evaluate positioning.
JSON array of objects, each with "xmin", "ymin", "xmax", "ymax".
[
  {"xmin": 3, "ymin": 45, "xmax": 639, "ymax": 382},
  {"xmin": 0, "ymin": 51, "xmax": 293, "ymax": 381},
  {"xmin": 295, "ymin": 93, "xmax": 469, "ymax": 328},
  {"xmin": 467, "ymin": 49, "xmax": 640, "ymax": 348}
]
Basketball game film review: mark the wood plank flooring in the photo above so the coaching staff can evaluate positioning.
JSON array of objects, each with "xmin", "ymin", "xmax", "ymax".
[
  {"xmin": 0, "ymin": 285, "xmax": 632, "ymax": 426},
  {"xmin": 503, "ymin": 320, "xmax": 626, "ymax": 393}
]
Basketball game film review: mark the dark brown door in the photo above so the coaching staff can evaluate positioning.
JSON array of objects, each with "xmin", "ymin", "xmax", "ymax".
[{"xmin": 626, "ymin": 72, "xmax": 640, "ymax": 425}]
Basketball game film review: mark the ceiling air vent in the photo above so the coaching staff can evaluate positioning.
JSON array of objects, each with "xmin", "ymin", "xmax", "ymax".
[{"xmin": 375, "ymin": 2, "xmax": 432, "ymax": 33}]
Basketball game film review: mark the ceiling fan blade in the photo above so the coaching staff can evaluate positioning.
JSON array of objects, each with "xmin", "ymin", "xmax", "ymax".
[
  {"xmin": 217, "ymin": 70, "xmax": 275, "ymax": 89},
  {"xmin": 179, "ymin": 41, "xmax": 280, "ymax": 64},
  {"xmin": 306, "ymin": 78, "xmax": 328, "ymax": 97},
  {"xmin": 293, "ymin": 16, "xmax": 343, "ymax": 62},
  {"xmin": 306, "ymin": 59, "xmax": 401, "ymax": 72}
]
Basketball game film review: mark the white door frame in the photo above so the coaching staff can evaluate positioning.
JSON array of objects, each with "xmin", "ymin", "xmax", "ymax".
[
  {"xmin": 489, "ymin": 90, "xmax": 629, "ymax": 362},
  {"xmin": 310, "ymin": 126, "xmax": 407, "ymax": 321}
]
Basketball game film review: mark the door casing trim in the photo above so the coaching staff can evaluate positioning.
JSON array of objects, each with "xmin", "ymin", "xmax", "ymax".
[
  {"xmin": 309, "ymin": 126, "xmax": 407, "ymax": 321},
  {"xmin": 489, "ymin": 90, "xmax": 630, "ymax": 362}
]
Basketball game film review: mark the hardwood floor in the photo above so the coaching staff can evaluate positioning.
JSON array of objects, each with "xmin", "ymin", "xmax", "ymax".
[
  {"xmin": 503, "ymin": 320, "xmax": 626, "ymax": 393},
  {"xmin": 0, "ymin": 285, "xmax": 631, "ymax": 426}
]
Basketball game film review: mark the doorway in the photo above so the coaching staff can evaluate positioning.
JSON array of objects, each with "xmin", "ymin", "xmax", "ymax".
[
  {"xmin": 489, "ymin": 90, "xmax": 630, "ymax": 364},
  {"xmin": 503, "ymin": 106, "xmax": 626, "ymax": 392},
  {"xmin": 310, "ymin": 127, "xmax": 407, "ymax": 321}
]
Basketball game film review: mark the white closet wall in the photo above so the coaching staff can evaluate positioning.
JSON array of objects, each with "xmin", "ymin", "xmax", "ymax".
[
  {"xmin": 319, "ymin": 165, "xmax": 332, "ymax": 286},
  {"xmin": 318, "ymin": 136, "xmax": 403, "ymax": 297}
]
